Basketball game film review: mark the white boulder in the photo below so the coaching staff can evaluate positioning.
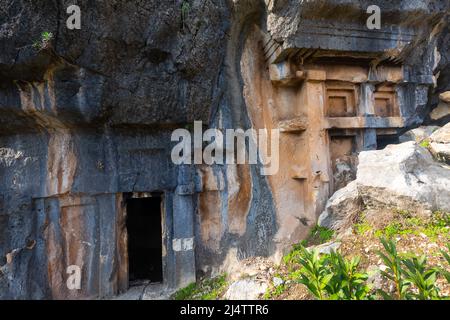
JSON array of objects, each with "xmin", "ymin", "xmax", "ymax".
[
  {"xmin": 319, "ymin": 142, "xmax": 450, "ymax": 232},
  {"xmin": 225, "ymin": 279, "xmax": 268, "ymax": 300}
]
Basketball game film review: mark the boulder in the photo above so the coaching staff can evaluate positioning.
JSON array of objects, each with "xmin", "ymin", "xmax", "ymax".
[
  {"xmin": 430, "ymin": 102, "xmax": 450, "ymax": 122},
  {"xmin": 225, "ymin": 279, "xmax": 268, "ymax": 300},
  {"xmin": 356, "ymin": 142, "xmax": 450, "ymax": 211},
  {"xmin": 429, "ymin": 123, "xmax": 450, "ymax": 164},
  {"xmin": 318, "ymin": 181, "xmax": 362, "ymax": 232},
  {"xmin": 319, "ymin": 142, "xmax": 450, "ymax": 232},
  {"xmin": 439, "ymin": 91, "xmax": 450, "ymax": 103},
  {"xmin": 399, "ymin": 126, "xmax": 440, "ymax": 143}
]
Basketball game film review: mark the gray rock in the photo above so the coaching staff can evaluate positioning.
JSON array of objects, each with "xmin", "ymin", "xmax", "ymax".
[
  {"xmin": 272, "ymin": 277, "xmax": 284, "ymax": 287},
  {"xmin": 399, "ymin": 126, "xmax": 441, "ymax": 143},
  {"xmin": 357, "ymin": 142, "xmax": 450, "ymax": 212},
  {"xmin": 313, "ymin": 241, "xmax": 341, "ymax": 255},
  {"xmin": 318, "ymin": 181, "xmax": 362, "ymax": 232},
  {"xmin": 225, "ymin": 279, "xmax": 268, "ymax": 300},
  {"xmin": 319, "ymin": 142, "xmax": 450, "ymax": 232},
  {"xmin": 429, "ymin": 123, "xmax": 450, "ymax": 164}
]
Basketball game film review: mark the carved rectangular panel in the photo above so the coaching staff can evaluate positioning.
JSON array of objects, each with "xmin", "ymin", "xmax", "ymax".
[
  {"xmin": 326, "ymin": 84, "xmax": 358, "ymax": 117},
  {"xmin": 374, "ymin": 85, "xmax": 399, "ymax": 117}
]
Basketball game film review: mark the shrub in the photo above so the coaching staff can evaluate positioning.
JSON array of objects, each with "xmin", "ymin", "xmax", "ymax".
[
  {"xmin": 290, "ymin": 238, "xmax": 449, "ymax": 300},
  {"xmin": 401, "ymin": 256, "xmax": 440, "ymax": 300},
  {"xmin": 292, "ymin": 245, "xmax": 372, "ymax": 300},
  {"xmin": 377, "ymin": 237, "xmax": 409, "ymax": 299},
  {"xmin": 294, "ymin": 246, "xmax": 331, "ymax": 300}
]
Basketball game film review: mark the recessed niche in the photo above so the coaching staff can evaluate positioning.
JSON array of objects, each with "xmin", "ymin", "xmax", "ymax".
[
  {"xmin": 374, "ymin": 85, "xmax": 399, "ymax": 117},
  {"xmin": 326, "ymin": 83, "xmax": 358, "ymax": 117}
]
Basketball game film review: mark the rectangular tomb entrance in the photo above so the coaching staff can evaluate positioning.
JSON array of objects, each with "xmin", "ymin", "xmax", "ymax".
[{"xmin": 126, "ymin": 194, "xmax": 163, "ymax": 283}]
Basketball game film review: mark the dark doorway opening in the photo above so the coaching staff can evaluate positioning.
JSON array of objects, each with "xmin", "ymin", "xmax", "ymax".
[{"xmin": 126, "ymin": 196, "xmax": 163, "ymax": 283}]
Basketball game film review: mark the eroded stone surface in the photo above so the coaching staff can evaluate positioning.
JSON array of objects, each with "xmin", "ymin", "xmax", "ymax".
[
  {"xmin": 225, "ymin": 279, "xmax": 268, "ymax": 300},
  {"xmin": 399, "ymin": 126, "xmax": 441, "ymax": 143},
  {"xmin": 430, "ymin": 123, "xmax": 450, "ymax": 164},
  {"xmin": 319, "ymin": 142, "xmax": 450, "ymax": 233},
  {"xmin": 0, "ymin": 0, "xmax": 449, "ymax": 299}
]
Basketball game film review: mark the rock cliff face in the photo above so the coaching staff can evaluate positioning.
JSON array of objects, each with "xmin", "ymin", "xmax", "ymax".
[{"xmin": 0, "ymin": 0, "xmax": 449, "ymax": 299}]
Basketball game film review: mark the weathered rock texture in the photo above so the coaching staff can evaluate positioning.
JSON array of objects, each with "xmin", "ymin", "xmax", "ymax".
[
  {"xmin": 0, "ymin": 0, "xmax": 449, "ymax": 299},
  {"xmin": 319, "ymin": 142, "xmax": 450, "ymax": 232},
  {"xmin": 399, "ymin": 126, "xmax": 440, "ymax": 143},
  {"xmin": 430, "ymin": 122, "xmax": 450, "ymax": 164}
]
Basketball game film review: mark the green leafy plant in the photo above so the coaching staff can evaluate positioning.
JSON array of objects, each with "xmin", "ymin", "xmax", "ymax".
[
  {"xmin": 441, "ymin": 244, "xmax": 450, "ymax": 284},
  {"xmin": 42, "ymin": 31, "xmax": 53, "ymax": 42},
  {"xmin": 295, "ymin": 246, "xmax": 332, "ymax": 300},
  {"xmin": 174, "ymin": 282, "xmax": 197, "ymax": 300},
  {"xmin": 374, "ymin": 221, "xmax": 403, "ymax": 238},
  {"xmin": 33, "ymin": 31, "xmax": 54, "ymax": 50},
  {"xmin": 287, "ymin": 234, "xmax": 449, "ymax": 301},
  {"xmin": 263, "ymin": 280, "xmax": 286, "ymax": 299},
  {"xmin": 376, "ymin": 237, "xmax": 409, "ymax": 299},
  {"xmin": 292, "ymin": 245, "xmax": 372, "ymax": 300},
  {"xmin": 401, "ymin": 256, "xmax": 440, "ymax": 300},
  {"xmin": 327, "ymin": 251, "xmax": 371, "ymax": 300},
  {"xmin": 354, "ymin": 220, "xmax": 372, "ymax": 235},
  {"xmin": 312, "ymin": 225, "xmax": 335, "ymax": 244},
  {"xmin": 300, "ymin": 225, "xmax": 334, "ymax": 247}
]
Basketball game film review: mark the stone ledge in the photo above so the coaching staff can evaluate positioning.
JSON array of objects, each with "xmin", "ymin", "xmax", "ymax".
[{"xmin": 324, "ymin": 116, "xmax": 404, "ymax": 129}]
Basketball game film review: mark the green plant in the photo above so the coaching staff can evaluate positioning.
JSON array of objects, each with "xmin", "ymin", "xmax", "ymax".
[
  {"xmin": 42, "ymin": 31, "xmax": 53, "ymax": 42},
  {"xmin": 173, "ymin": 274, "xmax": 228, "ymax": 300},
  {"xmin": 295, "ymin": 246, "xmax": 332, "ymax": 300},
  {"xmin": 283, "ymin": 243, "xmax": 305, "ymax": 266},
  {"xmin": 287, "ymin": 237, "xmax": 449, "ymax": 300},
  {"xmin": 264, "ymin": 282, "xmax": 286, "ymax": 299},
  {"xmin": 377, "ymin": 237, "xmax": 409, "ymax": 299},
  {"xmin": 354, "ymin": 220, "xmax": 372, "ymax": 235},
  {"xmin": 299, "ymin": 225, "xmax": 334, "ymax": 247},
  {"xmin": 292, "ymin": 245, "xmax": 372, "ymax": 300},
  {"xmin": 174, "ymin": 282, "xmax": 197, "ymax": 300},
  {"xmin": 327, "ymin": 251, "xmax": 371, "ymax": 300},
  {"xmin": 33, "ymin": 31, "xmax": 54, "ymax": 50},
  {"xmin": 441, "ymin": 244, "xmax": 450, "ymax": 284},
  {"xmin": 313, "ymin": 225, "xmax": 335, "ymax": 243},
  {"xmin": 401, "ymin": 256, "xmax": 440, "ymax": 300},
  {"xmin": 375, "ymin": 221, "xmax": 403, "ymax": 238},
  {"xmin": 420, "ymin": 139, "xmax": 430, "ymax": 148},
  {"xmin": 371, "ymin": 211, "xmax": 449, "ymax": 241}
]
